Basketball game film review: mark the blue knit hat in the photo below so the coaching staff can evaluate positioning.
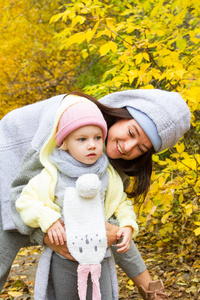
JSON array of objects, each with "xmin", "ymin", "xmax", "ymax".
[
  {"xmin": 99, "ymin": 89, "xmax": 191, "ymax": 153},
  {"xmin": 126, "ymin": 106, "xmax": 162, "ymax": 151}
]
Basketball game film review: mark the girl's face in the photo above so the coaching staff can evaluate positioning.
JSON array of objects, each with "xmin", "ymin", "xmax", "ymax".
[
  {"xmin": 106, "ymin": 119, "xmax": 152, "ymax": 160},
  {"xmin": 61, "ymin": 125, "xmax": 104, "ymax": 165}
]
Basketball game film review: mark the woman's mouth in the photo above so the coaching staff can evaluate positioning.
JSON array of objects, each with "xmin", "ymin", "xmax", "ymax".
[{"xmin": 116, "ymin": 142, "xmax": 124, "ymax": 155}]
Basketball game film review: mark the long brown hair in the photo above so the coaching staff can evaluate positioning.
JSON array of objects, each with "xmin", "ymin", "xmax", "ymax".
[{"xmin": 65, "ymin": 91, "xmax": 154, "ymax": 201}]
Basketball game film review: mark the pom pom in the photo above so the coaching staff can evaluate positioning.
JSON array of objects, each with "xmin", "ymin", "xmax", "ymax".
[{"xmin": 76, "ymin": 174, "xmax": 101, "ymax": 198}]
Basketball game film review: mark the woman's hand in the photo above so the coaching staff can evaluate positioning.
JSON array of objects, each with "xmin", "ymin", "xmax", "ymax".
[
  {"xmin": 105, "ymin": 221, "xmax": 119, "ymax": 247},
  {"xmin": 43, "ymin": 233, "xmax": 76, "ymax": 261},
  {"xmin": 44, "ymin": 221, "xmax": 118, "ymax": 259},
  {"xmin": 116, "ymin": 226, "xmax": 133, "ymax": 253}
]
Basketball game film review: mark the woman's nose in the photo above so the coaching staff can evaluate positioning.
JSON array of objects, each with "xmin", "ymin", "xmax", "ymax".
[{"xmin": 124, "ymin": 139, "xmax": 136, "ymax": 152}]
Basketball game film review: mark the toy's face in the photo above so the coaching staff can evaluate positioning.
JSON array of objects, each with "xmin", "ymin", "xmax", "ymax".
[{"xmin": 61, "ymin": 125, "xmax": 104, "ymax": 165}]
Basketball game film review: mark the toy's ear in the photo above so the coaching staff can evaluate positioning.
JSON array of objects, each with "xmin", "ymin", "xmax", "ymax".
[{"xmin": 76, "ymin": 174, "xmax": 101, "ymax": 198}]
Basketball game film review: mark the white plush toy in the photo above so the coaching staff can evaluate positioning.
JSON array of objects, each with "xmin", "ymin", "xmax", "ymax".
[{"xmin": 63, "ymin": 174, "xmax": 108, "ymax": 300}]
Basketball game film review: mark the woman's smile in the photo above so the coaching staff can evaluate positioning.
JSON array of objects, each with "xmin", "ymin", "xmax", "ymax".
[{"xmin": 116, "ymin": 141, "xmax": 125, "ymax": 155}]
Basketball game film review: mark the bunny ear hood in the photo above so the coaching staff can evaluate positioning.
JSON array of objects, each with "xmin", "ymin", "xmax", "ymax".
[
  {"xmin": 39, "ymin": 94, "xmax": 91, "ymax": 169},
  {"xmin": 99, "ymin": 89, "xmax": 191, "ymax": 153}
]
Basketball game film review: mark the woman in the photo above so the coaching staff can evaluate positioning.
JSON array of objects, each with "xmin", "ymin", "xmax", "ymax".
[{"xmin": 0, "ymin": 89, "xmax": 191, "ymax": 299}]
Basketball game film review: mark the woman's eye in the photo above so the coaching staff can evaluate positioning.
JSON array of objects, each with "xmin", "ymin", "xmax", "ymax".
[
  {"xmin": 138, "ymin": 146, "xmax": 145, "ymax": 154},
  {"xmin": 128, "ymin": 129, "xmax": 133, "ymax": 137}
]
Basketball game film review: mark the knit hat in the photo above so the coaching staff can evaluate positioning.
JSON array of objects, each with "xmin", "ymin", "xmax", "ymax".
[
  {"xmin": 99, "ymin": 89, "xmax": 191, "ymax": 153},
  {"xmin": 55, "ymin": 102, "xmax": 107, "ymax": 146},
  {"xmin": 126, "ymin": 107, "xmax": 162, "ymax": 151}
]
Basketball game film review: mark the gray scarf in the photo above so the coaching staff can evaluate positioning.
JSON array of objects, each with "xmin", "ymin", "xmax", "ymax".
[
  {"xmin": 49, "ymin": 147, "xmax": 109, "ymax": 208},
  {"xmin": 50, "ymin": 147, "xmax": 108, "ymax": 178}
]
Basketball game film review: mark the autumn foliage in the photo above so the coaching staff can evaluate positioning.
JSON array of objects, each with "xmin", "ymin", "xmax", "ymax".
[{"xmin": 1, "ymin": 0, "xmax": 200, "ymax": 252}]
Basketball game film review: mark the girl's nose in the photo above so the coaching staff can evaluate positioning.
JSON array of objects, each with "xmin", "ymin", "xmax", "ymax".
[{"xmin": 88, "ymin": 139, "xmax": 96, "ymax": 149}]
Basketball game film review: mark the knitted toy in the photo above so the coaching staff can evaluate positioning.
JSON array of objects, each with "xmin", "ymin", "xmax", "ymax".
[{"xmin": 63, "ymin": 174, "xmax": 108, "ymax": 300}]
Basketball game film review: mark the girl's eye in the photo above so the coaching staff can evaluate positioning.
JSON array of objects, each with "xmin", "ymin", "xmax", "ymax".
[
  {"xmin": 78, "ymin": 138, "xmax": 86, "ymax": 142},
  {"xmin": 95, "ymin": 136, "xmax": 102, "ymax": 141}
]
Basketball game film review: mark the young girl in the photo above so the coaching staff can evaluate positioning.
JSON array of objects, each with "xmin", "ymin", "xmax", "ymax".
[{"xmin": 15, "ymin": 98, "xmax": 138, "ymax": 300}]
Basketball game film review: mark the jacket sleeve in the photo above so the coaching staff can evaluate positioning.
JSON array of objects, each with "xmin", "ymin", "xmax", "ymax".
[
  {"xmin": 114, "ymin": 193, "xmax": 138, "ymax": 238},
  {"xmin": 15, "ymin": 167, "xmax": 61, "ymax": 233},
  {"xmin": 10, "ymin": 148, "xmax": 43, "ymax": 234}
]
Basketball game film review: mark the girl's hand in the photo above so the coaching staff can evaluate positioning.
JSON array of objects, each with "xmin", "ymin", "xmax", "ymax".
[
  {"xmin": 105, "ymin": 221, "xmax": 119, "ymax": 247},
  {"xmin": 116, "ymin": 226, "xmax": 133, "ymax": 253},
  {"xmin": 47, "ymin": 219, "xmax": 66, "ymax": 245}
]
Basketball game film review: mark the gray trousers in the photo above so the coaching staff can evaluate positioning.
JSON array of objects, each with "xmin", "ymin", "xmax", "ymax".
[
  {"xmin": 49, "ymin": 241, "xmax": 146, "ymax": 300},
  {"xmin": 111, "ymin": 240, "xmax": 146, "ymax": 278},
  {"xmin": 50, "ymin": 252, "xmax": 113, "ymax": 300}
]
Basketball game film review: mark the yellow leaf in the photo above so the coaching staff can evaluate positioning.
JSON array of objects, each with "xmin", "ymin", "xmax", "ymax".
[
  {"xmin": 152, "ymin": 154, "xmax": 159, "ymax": 162},
  {"xmin": 159, "ymin": 223, "xmax": 173, "ymax": 237},
  {"xmin": 86, "ymin": 21, "xmax": 100, "ymax": 42},
  {"xmin": 185, "ymin": 204, "xmax": 193, "ymax": 216},
  {"xmin": 161, "ymin": 212, "xmax": 171, "ymax": 224},
  {"xmin": 50, "ymin": 13, "xmax": 64, "ymax": 24},
  {"xmin": 71, "ymin": 16, "xmax": 86, "ymax": 27},
  {"xmin": 142, "ymin": 84, "xmax": 155, "ymax": 89},
  {"xmin": 18, "ymin": 251, "xmax": 28, "ymax": 256},
  {"xmin": 143, "ymin": 52, "xmax": 150, "ymax": 62},
  {"xmin": 194, "ymin": 227, "xmax": 200, "ymax": 236},
  {"xmin": 150, "ymin": 0, "xmax": 164, "ymax": 17},
  {"xmin": 64, "ymin": 33, "xmax": 86, "ymax": 47},
  {"xmin": 194, "ymin": 222, "xmax": 200, "ymax": 226},
  {"xmin": 123, "ymin": 36, "xmax": 133, "ymax": 47},
  {"xmin": 156, "ymin": 240, "xmax": 166, "ymax": 247},
  {"xmin": 106, "ymin": 19, "xmax": 116, "ymax": 32},
  {"xmin": 175, "ymin": 69, "xmax": 185, "ymax": 79},
  {"xmin": 127, "ymin": 70, "xmax": 137, "ymax": 84},
  {"xmin": 134, "ymin": 53, "xmax": 143, "ymax": 65},
  {"xmin": 127, "ymin": 279, "xmax": 134, "ymax": 286},
  {"xmin": 81, "ymin": 50, "xmax": 88, "ymax": 59},
  {"xmin": 179, "ymin": 193, "xmax": 184, "ymax": 204},
  {"xmin": 160, "ymin": 194, "xmax": 173, "ymax": 210},
  {"xmin": 143, "ymin": 199, "xmax": 154, "ymax": 214},
  {"xmin": 158, "ymin": 176, "xmax": 166, "ymax": 188},
  {"xmin": 176, "ymin": 143, "xmax": 185, "ymax": 153},
  {"xmin": 99, "ymin": 41, "xmax": 117, "ymax": 56},
  {"xmin": 109, "ymin": 41, "xmax": 117, "ymax": 52},
  {"xmin": 8, "ymin": 291, "xmax": 23, "ymax": 297}
]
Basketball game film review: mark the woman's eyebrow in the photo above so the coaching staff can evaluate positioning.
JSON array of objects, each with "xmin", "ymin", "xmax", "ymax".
[{"xmin": 132, "ymin": 124, "xmax": 140, "ymax": 136}]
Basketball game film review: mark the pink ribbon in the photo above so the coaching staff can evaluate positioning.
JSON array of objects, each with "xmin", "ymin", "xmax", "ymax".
[{"xmin": 78, "ymin": 264, "xmax": 101, "ymax": 300}]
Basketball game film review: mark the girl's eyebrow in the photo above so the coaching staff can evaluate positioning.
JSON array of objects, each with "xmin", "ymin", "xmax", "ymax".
[{"xmin": 131, "ymin": 124, "xmax": 150, "ymax": 151}]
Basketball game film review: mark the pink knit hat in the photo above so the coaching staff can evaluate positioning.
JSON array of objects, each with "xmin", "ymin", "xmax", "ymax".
[{"xmin": 55, "ymin": 102, "xmax": 107, "ymax": 146}]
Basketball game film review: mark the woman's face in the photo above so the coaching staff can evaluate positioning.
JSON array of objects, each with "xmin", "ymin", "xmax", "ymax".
[{"xmin": 106, "ymin": 119, "xmax": 153, "ymax": 160}]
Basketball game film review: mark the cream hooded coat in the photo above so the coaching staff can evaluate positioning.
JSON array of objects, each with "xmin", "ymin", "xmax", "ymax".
[{"xmin": 15, "ymin": 94, "xmax": 138, "ymax": 238}]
